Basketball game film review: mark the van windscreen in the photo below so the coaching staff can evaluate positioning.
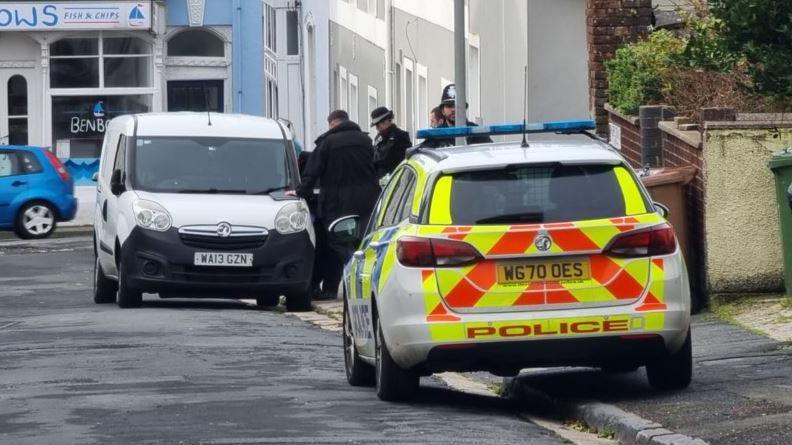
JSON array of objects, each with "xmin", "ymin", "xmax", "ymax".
[{"xmin": 131, "ymin": 137, "xmax": 292, "ymax": 194}]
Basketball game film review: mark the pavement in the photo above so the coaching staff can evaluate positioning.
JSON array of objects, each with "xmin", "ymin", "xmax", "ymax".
[{"xmin": 3, "ymin": 234, "xmax": 792, "ymax": 444}]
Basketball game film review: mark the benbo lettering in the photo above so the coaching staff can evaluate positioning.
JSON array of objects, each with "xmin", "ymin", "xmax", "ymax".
[{"xmin": 466, "ymin": 318, "xmax": 632, "ymax": 339}]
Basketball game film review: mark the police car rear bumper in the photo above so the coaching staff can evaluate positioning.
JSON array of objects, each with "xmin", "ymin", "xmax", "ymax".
[
  {"xmin": 384, "ymin": 304, "xmax": 690, "ymax": 371},
  {"xmin": 121, "ymin": 226, "xmax": 313, "ymax": 296}
]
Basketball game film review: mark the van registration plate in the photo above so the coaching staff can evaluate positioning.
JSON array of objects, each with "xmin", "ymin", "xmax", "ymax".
[
  {"xmin": 194, "ymin": 253, "xmax": 254, "ymax": 267},
  {"xmin": 497, "ymin": 259, "xmax": 590, "ymax": 285}
]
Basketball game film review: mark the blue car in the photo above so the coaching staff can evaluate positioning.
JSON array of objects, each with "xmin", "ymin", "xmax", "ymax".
[{"xmin": 0, "ymin": 146, "xmax": 77, "ymax": 239}]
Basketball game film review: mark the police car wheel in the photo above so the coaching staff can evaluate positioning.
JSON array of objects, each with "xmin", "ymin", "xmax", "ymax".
[
  {"xmin": 375, "ymin": 319, "xmax": 418, "ymax": 401},
  {"xmin": 256, "ymin": 295, "xmax": 281, "ymax": 308},
  {"xmin": 116, "ymin": 257, "xmax": 143, "ymax": 309},
  {"xmin": 93, "ymin": 255, "xmax": 117, "ymax": 304},
  {"xmin": 646, "ymin": 330, "xmax": 692, "ymax": 391},
  {"xmin": 343, "ymin": 296, "xmax": 375, "ymax": 387}
]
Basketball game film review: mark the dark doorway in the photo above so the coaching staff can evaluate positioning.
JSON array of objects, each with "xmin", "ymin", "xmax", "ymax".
[{"xmin": 167, "ymin": 80, "xmax": 223, "ymax": 113}]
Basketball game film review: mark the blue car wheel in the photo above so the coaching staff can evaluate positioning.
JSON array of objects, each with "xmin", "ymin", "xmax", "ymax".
[{"xmin": 15, "ymin": 202, "xmax": 57, "ymax": 239}]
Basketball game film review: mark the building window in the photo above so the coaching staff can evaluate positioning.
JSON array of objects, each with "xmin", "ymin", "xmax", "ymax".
[
  {"xmin": 339, "ymin": 66, "xmax": 348, "ymax": 112},
  {"xmin": 349, "ymin": 73, "xmax": 359, "ymax": 123},
  {"xmin": 265, "ymin": 4, "xmax": 277, "ymax": 52},
  {"xmin": 167, "ymin": 80, "xmax": 223, "ymax": 113},
  {"xmin": 417, "ymin": 64, "xmax": 428, "ymax": 130},
  {"xmin": 49, "ymin": 35, "xmax": 152, "ymax": 89},
  {"xmin": 367, "ymin": 85, "xmax": 378, "ymax": 138},
  {"xmin": 403, "ymin": 58, "xmax": 414, "ymax": 137},
  {"xmin": 265, "ymin": 79, "xmax": 278, "ymax": 118},
  {"xmin": 7, "ymin": 75, "xmax": 28, "ymax": 145},
  {"xmin": 468, "ymin": 44, "xmax": 481, "ymax": 122},
  {"xmin": 167, "ymin": 29, "xmax": 224, "ymax": 57},
  {"xmin": 286, "ymin": 10, "xmax": 299, "ymax": 56}
]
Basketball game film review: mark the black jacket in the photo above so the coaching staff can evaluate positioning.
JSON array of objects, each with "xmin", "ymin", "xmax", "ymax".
[
  {"xmin": 373, "ymin": 124, "xmax": 412, "ymax": 178},
  {"xmin": 297, "ymin": 121, "xmax": 381, "ymax": 224},
  {"xmin": 421, "ymin": 120, "xmax": 493, "ymax": 148}
]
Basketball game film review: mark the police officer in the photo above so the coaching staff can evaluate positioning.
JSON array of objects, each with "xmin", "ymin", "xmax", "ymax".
[
  {"xmin": 424, "ymin": 84, "xmax": 493, "ymax": 148},
  {"xmin": 296, "ymin": 110, "xmax": 380, "ymax": 300},
  {"xmin": 370, "ymin": 106, "xmax": 412, "ymax": 179}
]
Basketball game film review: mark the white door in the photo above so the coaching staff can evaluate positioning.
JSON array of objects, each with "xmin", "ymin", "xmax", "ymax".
[{"xmin": 0, "ymin": 70, "xmax": 36, "ymax": 146}]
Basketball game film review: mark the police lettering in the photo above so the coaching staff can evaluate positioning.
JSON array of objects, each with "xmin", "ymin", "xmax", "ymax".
[{"xmin": 466, "ymin": 318, "xmax": 634, "ymax": 339}]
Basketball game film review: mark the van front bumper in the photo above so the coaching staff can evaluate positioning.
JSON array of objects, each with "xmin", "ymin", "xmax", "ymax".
[{"xmin": 121, "ymin": 227, "xmax": 314, "ymax": 296}]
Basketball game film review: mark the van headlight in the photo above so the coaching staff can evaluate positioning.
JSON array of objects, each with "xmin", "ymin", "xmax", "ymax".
[
  {"xmin": 133, "ymin": 200, "xmax": 172, "ymax": 232},
  {"xmin": 275, "ymin": 201, "xmax": 309, "ymax": 234}
]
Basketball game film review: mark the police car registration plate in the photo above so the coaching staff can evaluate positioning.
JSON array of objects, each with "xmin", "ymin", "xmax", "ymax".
[
  {"xmin": 497, "ymin": 259, "xmax": 590, "ymax": 284},
  {"xmin": 194, "ymin": 253, "xmax": 254, "ymax": 267}
]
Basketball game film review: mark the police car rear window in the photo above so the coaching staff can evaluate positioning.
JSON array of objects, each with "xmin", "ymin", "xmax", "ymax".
[{"xmin": 443, "ymin": 164, "xmax": 644, "ymax": 225}]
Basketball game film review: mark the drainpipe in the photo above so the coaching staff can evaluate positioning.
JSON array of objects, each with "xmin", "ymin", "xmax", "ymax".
[
  {"xmin": 453, "ymin": 0, "xmax": 467, "ymax": 145},
  {"xmin": 233, "ymin": 0, "xmax": 243, "ymax": 113}
]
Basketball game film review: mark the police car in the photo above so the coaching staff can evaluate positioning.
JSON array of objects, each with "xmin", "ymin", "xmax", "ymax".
[{"xmin": 329, "ymin": 120, "xmax": 692, "ymax": 402}]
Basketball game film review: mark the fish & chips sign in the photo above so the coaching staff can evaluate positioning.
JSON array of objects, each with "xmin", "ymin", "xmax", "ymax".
[{"xmin": 0, "ymin": 1, "xmax": 151, "ymax": 30}]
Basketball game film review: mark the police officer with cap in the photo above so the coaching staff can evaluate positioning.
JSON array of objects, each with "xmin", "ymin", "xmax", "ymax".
[
  {"xmin": 424, "ymin": 84, "xmax": 493, "ymax": 148},
  {"xmin": 370, "ymin": 106, "xmax": 412, "ymax": 179}
]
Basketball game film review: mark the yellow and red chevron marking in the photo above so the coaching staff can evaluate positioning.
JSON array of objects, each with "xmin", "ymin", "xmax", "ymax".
[
  {"xmin": 636, "ymin": 258, "xmax": 667, "ymax": 312},
  {"xmin": 418, "ymin": 214, "xmax": 663, "ymax": 257},
  {"xmin": 422, "ymin": 269, "xmax": 461, "ymax": 322},
  {"xmin": 434, "ymin": 254, "xmax": 651, "ymax": 310}
]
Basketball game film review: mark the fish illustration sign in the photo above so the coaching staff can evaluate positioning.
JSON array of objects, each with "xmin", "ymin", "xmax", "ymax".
[{"xmin": 0, "ymin": 1, "xmax": 151, "ymax": 30}]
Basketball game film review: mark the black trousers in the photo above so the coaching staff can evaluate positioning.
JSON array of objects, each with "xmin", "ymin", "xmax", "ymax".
[{"xmin": 323, "ymin": 230, "xmax": 358, "ymax": 297}]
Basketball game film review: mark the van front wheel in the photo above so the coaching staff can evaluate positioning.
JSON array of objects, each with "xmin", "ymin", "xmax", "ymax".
[{"xmin": 116, "ymin": 258, "xmax": 143, "ymax": 309}]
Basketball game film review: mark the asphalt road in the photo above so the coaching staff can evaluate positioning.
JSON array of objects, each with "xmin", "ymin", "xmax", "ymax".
[{"xmin": 0, "ymin": 239, "xmax": 567, "ymax": 444}]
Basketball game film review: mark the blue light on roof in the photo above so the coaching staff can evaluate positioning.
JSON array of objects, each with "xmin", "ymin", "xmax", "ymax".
[{"xmin": 415, "ymin": 119, "xmax": 596, "ymax": 140}]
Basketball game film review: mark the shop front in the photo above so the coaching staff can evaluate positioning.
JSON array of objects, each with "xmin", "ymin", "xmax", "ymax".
[{"xmin": 0, "ymin": 1, "xmax": 158, "ymax": 187}]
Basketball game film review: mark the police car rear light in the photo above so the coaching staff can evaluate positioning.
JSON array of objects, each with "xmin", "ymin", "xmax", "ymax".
[
  {"xmin": 605, "ymin": 224, "xmax": 676, "ymax": 258},
  {"xmin": 397, "ymin": 236, "xmax": 482, "ymax": 268}
]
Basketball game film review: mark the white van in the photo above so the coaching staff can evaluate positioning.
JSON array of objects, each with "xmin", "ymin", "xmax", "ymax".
[{"xmin": 92, "ymin": 113, "xmax": 314, "ymax": 311}]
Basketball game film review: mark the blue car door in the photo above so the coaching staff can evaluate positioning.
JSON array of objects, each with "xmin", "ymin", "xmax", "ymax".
[{"xmin": 0, "ymin": 150, "xmax": 27, "ymax": 226}]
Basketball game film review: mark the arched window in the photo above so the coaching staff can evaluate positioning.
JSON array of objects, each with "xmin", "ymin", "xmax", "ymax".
[
  {"xmin": 8, "ymin": 75, "xmax": 28, "ymax": 145},
  {"xmin": 168, "ymin": 29, "xmax": 224, "ymax": 57}
]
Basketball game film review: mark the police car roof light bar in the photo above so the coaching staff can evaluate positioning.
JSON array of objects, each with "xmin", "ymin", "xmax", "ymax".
[{"xmin": 415, "ymin": 119, "xmax": 596, "ymax": 140}]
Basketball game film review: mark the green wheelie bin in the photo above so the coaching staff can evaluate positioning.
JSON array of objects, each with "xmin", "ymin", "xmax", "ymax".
[{"xmin": 768, "ymin": 148, "xmax": 792, "ymax": 297}]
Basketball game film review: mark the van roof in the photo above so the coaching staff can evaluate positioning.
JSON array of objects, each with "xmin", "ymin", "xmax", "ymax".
[{"xmin": 112, "ymin": 112, "xmax": 290, "ymax": 140}]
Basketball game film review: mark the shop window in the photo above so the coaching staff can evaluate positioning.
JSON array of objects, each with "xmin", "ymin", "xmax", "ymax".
[
  {"xmin": 8, "ymin": 75, "xmax": 28, "ymax": 145},
  {"xmin": 49, "ymin": 36, "xmax": 152, "ymax": 89},
  {"xmin": 167, "ymin": 29, "xmax": 224, "ymax": 57},
  {"xmin": 51, "ymin": 95, "xmax": 150, "ymax": 159},
  {"xmin": 168, "ymin": 80, "xmax": 223, "ymax": 112}
]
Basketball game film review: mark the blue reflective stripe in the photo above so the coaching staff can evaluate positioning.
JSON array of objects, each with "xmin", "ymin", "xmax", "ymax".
[{"xmin": 415, "ymin": 119, "xmax": 596, "ymax": 140}]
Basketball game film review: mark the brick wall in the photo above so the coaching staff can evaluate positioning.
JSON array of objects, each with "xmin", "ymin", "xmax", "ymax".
[
  {"xmin": 660, "ymin": 127, "xmax": 706, "ymax": 310},
  {"xmin": 608, "ymin": 111, "xmax": 642, "ymax": 167},
  {"xmin": 586, "ymin": 0, "xmax": 653, "ymax": 135}
]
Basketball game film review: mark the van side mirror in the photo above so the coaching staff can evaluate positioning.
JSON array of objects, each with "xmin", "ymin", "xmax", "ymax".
[
  {"xmin": 654, "ymin": 202, "xmax": 669, "ymax": 218},
  {"xmin": 328, "ymin": 215, "xmax": 360, "ymax": 244},
  {"xmin": 91, "ymin": 172, "xmax": 99, "ymax": 182},
  {"xmin": 110, "ymin": 169, "xmax": 125, "ymax": 195}
]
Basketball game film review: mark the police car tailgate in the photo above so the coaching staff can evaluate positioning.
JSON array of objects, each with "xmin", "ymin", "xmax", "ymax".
[{"xmin": 430, "ymin": 219, "xmax": 657, "ymax": 314}]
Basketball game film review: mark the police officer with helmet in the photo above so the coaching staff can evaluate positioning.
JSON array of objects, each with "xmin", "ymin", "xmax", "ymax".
[
  {"xmin": 370, "ymin": 106, "xmax": 412, "ymax": 179},
  {"xmin": 423, "ymin": 83, "xmax": 493, "ymax": 148}
]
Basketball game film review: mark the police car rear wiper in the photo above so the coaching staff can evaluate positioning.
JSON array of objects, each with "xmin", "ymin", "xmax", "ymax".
[
  {"xmin": 475, "ymin": 212, "xmax": 544, "ymax": 224},
  {"xmin": 177, "ymin": 189, "xmax": 247, "ymax": 194}
]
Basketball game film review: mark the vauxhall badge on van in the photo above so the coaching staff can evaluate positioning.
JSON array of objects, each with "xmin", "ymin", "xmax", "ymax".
[{"xmin": 216, "ymin": 222, "xmax": 232, "ymax": 238}]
